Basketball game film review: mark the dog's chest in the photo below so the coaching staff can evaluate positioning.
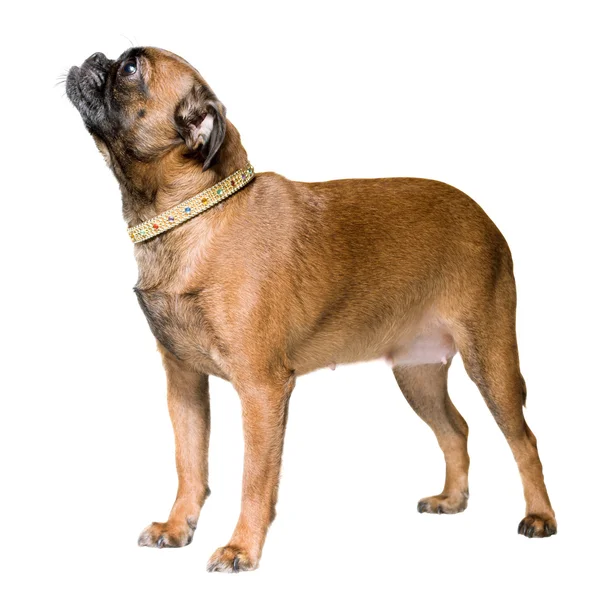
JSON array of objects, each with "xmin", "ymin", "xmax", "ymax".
[{"xmin": 133, "ymin": 287, "xmax": 226, "ymax": 377}]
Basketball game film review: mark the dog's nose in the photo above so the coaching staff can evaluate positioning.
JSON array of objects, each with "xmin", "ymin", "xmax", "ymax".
[{"xmin": 88, "ymin": 52, "xmax": 107, "ymax": 64}]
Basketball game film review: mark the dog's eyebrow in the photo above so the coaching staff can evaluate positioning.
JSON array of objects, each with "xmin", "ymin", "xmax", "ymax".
[
  {"xmin": 115, "ymin": 46, "xmax": 147, "ymax": 70},
  {"xmin": 122, "ymin": 46, "xmax": 146, "ymax": 61}
]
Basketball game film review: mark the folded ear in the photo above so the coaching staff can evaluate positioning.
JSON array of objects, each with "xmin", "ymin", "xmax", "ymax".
[{"xmin": 175, "ymin": 83, "xmax": 227, "ymax": 170}]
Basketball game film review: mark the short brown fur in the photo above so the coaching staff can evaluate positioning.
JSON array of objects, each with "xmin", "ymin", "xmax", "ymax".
[{"xmin": 66, "ymin": 47, "xmax": 556, "ymax": 572}]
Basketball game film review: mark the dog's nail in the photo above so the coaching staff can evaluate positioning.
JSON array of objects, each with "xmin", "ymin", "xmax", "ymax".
[
  {"xmin": 525, "ymin": 526, "xmax": 535, "ymax": 538},
  {"xmin": 233, "ymin": 556, "xmax": 240, "ymax": 573},
  {"xmin": 157, "ymin": 536, "xmax": 165, "ymax": 548}
]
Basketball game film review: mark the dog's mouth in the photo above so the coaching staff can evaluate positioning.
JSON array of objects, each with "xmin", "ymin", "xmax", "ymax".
[{"xmin": 66, "ymin": 52, "xmax": 114, "ymax": 129}]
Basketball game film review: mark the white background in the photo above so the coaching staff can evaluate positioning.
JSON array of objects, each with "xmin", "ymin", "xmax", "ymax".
[{"xmin": 1, "ymin": 1, "xmax": 598, "ymax": 598}]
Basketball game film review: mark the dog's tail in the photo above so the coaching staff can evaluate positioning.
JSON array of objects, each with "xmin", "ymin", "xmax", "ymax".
[{"xmin": 520, "ymin": 373, "xmax": 527, "ymax": 407}]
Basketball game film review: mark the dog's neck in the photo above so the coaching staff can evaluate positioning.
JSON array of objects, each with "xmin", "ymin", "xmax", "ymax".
[{"xmin": 119, "ymin": 121, "xmax": 249, "ymax": 228}]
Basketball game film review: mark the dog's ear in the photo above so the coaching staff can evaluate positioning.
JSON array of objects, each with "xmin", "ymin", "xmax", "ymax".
[{"xmin": 175, "ymin": 84, "xmax": 227, "ymax": 170}]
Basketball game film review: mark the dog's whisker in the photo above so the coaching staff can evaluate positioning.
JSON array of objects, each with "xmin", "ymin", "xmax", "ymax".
[
  {"xmin": 55, "ymin": 69, "xmax": 70, "ymax": 88},
  {"xmin": 120, "ymin": 33, "xmax": 136, "ymax": 48}
]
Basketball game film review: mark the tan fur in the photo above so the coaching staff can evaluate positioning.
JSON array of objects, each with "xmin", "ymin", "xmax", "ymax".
[{"xmin": 67, "ymin": 47, "xmax": 556, "ymax": 573}]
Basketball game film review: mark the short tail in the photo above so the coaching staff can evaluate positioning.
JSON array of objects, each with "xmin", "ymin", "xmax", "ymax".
[{"xmin": 520, "ymin": 373, "xmax": 527, "ymax": 407}]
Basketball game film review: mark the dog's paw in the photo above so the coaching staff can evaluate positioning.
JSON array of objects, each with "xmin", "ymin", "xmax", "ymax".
[
  {"xmin": 207, "ymin": 545, "xmax": 257, "ymax": 573},
  {"xmin": 518, "ymin": 514, "xmax": 557, "ymax": 538},
  {"xmin": 417, "ymin": 492, "xmax": 468, "ymax": 514},
  {"xmin": 138, "ymin": 517, "xmax": 197, "ymax": 548}
]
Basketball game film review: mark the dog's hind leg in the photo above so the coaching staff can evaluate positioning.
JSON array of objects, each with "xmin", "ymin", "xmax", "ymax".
[
  {"xmin": 393, "ymin": 361, "xmax": 470, "ymax": 514},
  {"xmin": 453, "ymin": 266, "xmax": 556, "ymax": 537}
]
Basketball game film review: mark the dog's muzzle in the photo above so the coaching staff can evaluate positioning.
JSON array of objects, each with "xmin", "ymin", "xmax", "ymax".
[{"xmin": 66, "ymin": 52, "xmax": 113, "ymax": 128}]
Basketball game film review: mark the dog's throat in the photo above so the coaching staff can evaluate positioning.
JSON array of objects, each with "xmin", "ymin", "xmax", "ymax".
[{"xmin": 128, "ymin": 162, "xmax": 255, "ymax": 243}]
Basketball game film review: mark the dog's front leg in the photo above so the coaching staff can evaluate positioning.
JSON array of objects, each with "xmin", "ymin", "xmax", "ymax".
[
  {"xmin": 207, "ymin": 370, "xmax": 295, "ymax": 572},
  {"xmin": 138, "ymin": 345, "xmax": 211, "ymax": 548}
]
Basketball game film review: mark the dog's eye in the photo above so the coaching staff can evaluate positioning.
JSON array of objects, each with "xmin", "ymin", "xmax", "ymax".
[{"xmin": 121, "ymin": 60, "xmax": 137, "ymax": 75}]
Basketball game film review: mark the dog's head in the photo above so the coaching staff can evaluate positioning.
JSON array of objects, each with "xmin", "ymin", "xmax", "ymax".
[{"xmin": 66, "ymin": 47, "xmax": 226, "ymax": 172}]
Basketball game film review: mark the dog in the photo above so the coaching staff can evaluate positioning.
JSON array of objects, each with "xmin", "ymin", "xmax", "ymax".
[{"xmin": 66, "ymin": 47, "xmax": 556, "ymax": 572}]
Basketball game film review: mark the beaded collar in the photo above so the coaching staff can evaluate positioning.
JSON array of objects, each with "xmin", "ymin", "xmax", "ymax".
[{"xmin": 127, "ymin": 162, "xmax": 255, "ymax": 243}]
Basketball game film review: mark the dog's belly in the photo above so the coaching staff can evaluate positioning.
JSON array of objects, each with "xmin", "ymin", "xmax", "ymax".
[
  {"xmin": 133, "ymin": 288, "xmax": 228, "ymax": 378},
  {"xmin": 385, "ymin": 327, "xmax": 457, "ymax": 366},
  {"xmin": 294, "ymin": 314, "xmax": 457, "ymax": 373}
]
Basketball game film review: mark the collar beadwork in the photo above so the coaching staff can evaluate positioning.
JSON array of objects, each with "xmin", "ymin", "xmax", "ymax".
[{"xmin": 127, "ymin": 162, "xmax": 255, "ymax": 243}]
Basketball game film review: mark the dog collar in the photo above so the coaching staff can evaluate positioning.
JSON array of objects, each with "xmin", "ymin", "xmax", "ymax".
[{"xmin": 127, "ymin": 162, "xmax": 255, "ymax": 243}]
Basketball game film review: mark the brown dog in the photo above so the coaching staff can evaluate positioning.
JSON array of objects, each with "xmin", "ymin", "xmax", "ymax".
[{"xmin": 66, "ymin": 47, "xmax": 556, "ymax": 572}]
